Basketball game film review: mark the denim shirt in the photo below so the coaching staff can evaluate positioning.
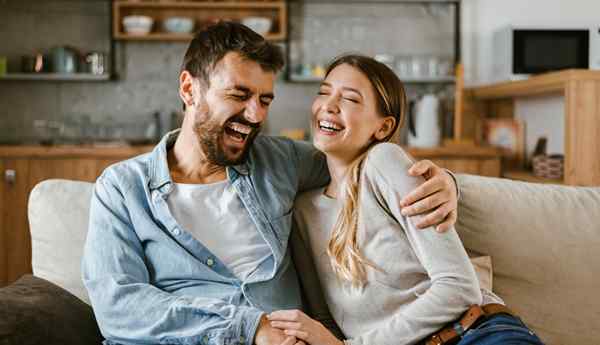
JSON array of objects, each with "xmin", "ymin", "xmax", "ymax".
[{"xmin": 82, "ymin": 130, "xmax": 328, "ymax": 345}]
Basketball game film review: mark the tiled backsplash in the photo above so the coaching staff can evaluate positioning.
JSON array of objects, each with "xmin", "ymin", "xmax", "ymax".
[
  {"xmin": 287, "ymin": 2, "xmax": 456, "ymax": 77},
  {"xmin": 0, "ymin": 0, "xmax": 455, "ymax": 143}
]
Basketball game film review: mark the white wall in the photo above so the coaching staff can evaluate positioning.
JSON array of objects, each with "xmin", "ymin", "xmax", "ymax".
[{"xmin": 461, "ymin": 0, "xmax": 600, "ymax": 158}]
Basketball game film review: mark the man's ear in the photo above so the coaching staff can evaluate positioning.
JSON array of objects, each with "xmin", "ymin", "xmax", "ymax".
[
  {"xmin": 179, "ymin": 70, "xmax": 195, "ymax": 107},
  {"xmin": 374, "ymin": 116, "xmax": 397, "ymax": 141}
]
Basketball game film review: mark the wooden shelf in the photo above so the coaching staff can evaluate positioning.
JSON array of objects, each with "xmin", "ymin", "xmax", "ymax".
[
  {"xmin": 0, "ymin": 73, "xmax": 111, "ymax": 82},
  {"xmin": 467, "ymin": 69, "xmax": 600, "ymax": 99},
  {"xmin": 503, "ymin": 170, "xmax": 564, "ymax": 185},
  {"xmin": 113, "ymin": 1, "xmax": 287, "ymax": 42},
  {"xmin": 114, "ymin": 1, "xmax": 284, "ymax": 10},
  {"xmin": 456, "ymin": 68, "xmax": 600, "ymax": 186},
  {"xmin": 114, "ymin": 32, "xmax": 284, "ymax": 41}
]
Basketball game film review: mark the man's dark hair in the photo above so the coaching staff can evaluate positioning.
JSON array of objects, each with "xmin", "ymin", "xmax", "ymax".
[{"xmin": 181, "ymin": 21, "xmax": 285, "ymax": 87}]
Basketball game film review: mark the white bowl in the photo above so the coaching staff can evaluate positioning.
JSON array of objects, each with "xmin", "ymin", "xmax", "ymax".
[
  {"xmin": 163, "ymin": 17, "xmax": 195, "ymax": 34},
  {"xmin": 241, "ymin": 17, "xmax": 272, "ymax": 36},
  {"xmin": 123, "ymin": 15, "xmax": 154, "ymax": 35}
]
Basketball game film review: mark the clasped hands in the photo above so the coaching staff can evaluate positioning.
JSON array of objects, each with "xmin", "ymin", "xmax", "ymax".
[{"xmin": 254, "ymin": 310, "xmax": 342, "ymax": 345}]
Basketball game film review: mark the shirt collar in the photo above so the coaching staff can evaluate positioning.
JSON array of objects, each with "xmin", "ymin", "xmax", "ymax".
[{"xmin": 148, "ymin": 129, "xmax": 250, "ymax": 192}]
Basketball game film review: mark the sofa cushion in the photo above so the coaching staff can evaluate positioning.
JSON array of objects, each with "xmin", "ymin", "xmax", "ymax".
[
  {"xmin": 0, "ymin": 275, "xmax": 103, "ymax": 345},
  {"xmin": 456, "ymin": 174, "xmax": 600, "ymax": 345},
  {"xmin": 469, "ymin": 255, "xmax": 493, "ymax": 292},
  {"xmin": 28, "ymin": 179, "xmax": 95, "ymax": 304}
]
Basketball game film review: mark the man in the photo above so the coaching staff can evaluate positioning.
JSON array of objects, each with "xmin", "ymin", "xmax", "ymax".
[{"xmin": 82, "ymin": 22, "xmax": 458, "ymax": 345}]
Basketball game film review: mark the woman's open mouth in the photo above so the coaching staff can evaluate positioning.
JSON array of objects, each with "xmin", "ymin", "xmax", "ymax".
[{"xmin": 318, "ymin": 120, "xmax": 344, "ymax": 135}]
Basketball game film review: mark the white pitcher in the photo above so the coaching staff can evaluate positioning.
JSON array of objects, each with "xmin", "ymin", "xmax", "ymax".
[{"xmin": 407, "ymin": 94, "xmax": 441, "ymax": 148}]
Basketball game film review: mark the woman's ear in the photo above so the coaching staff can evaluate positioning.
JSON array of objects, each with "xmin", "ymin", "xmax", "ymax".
[
  {"xmin": 179, "ymin": 70, "xmax": 195, "ymax": 107},
  {"xmin": 374, "ymin": 116, "xmax": 397, "ymax": 141}
]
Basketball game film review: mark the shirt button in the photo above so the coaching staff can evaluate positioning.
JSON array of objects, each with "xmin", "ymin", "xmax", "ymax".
[
  {"xmin": 172, "ymin": 228, "xmax": 180, "ymax": 236},
  {"xmin": 202, "ymin": 335, "xmax": 209, "ymax": 344},
  {"xmin": 206, "ymin": 258, "xmax": 214, "ymax": 267},
  {"xmin": 239, "ymin": 336, "xmax": 245, "ymax": 343}
]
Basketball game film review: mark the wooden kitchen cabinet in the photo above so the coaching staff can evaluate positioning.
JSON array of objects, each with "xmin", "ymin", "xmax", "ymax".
[
  {"xmin": 0, "ymin": 159, "xmax": 30, "ymax": 287},
  {"xmin": 0, "ymin": 146, "xmax": 151, "ymax": 287},
  {"xmin": 29, "ymin": 159, "xmax": 108, "ymax": 185},
  {"xmin": 405, "ymin": 146, "xmax": 502, "ymax": 177},
  {"xmin": 429, "ymin": 159, "xmax": 501, "ymax": 177}
]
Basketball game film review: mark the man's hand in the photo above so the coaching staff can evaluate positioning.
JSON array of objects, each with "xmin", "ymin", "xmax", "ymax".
[
  {"xmin": 399, "ymin": 160, "xmax": 458, "ymax": 233},
  {"xmin": 268, "ymin": 309, "xmax": 343, "ymax": 345},
  {"xmin": 280, "ymin": 337, "xmax": 306, "ymax": 345},
  {"xmin": 255, "ymin": 315, "xmax": 298, "ymax": 345}
]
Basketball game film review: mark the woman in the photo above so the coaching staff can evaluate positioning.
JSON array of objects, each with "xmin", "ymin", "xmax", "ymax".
[{"xmin": 267, "ymin": 55, "xmax": 544, "ymax": 345}]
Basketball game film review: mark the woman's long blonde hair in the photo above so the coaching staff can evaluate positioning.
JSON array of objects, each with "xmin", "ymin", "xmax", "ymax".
[{"xmin": 326, "ymin": 54, "xmax": 407, "ymax": 287}]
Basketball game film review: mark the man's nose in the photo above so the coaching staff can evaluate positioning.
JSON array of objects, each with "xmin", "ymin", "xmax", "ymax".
[{"xmin": 244, "ymin": 98, "xmax": 267, "ymax": 124}]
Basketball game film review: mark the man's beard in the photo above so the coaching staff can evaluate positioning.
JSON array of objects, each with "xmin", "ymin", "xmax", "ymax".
[{"xmin": 194, "ymin": 112, "xmax": 261, "ymax": 166}]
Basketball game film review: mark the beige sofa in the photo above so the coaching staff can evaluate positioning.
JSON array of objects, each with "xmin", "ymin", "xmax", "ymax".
[{"xmin": 25, "ymin": 175, "xmax": 600, "ymax": 344}]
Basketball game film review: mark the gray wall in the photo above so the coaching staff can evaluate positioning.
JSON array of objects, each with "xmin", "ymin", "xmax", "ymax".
[{"xmin": 0, "ymin": 0, "xmax": 454, "ymax": 144}]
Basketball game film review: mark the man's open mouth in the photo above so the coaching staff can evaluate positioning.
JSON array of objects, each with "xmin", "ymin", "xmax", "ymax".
[{"xmin": 224, "ymin": 121, "xmax": 253, "ymax": 143}]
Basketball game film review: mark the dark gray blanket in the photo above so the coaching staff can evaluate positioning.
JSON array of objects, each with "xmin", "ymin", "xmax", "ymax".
[{"xmin": 0, "ymin": 275, "xmax": 103, "ymax": 345}]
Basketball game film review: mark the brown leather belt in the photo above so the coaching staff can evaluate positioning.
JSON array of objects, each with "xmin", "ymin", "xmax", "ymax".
[{"xmin": 424, "ymin": 304, "xmax": 516, "ymax": 345}]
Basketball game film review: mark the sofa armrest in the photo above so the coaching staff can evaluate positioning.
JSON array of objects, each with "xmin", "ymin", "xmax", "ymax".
[{"xmin": 0, "ymin": 275, "xmax": 103, "ymax": 345}]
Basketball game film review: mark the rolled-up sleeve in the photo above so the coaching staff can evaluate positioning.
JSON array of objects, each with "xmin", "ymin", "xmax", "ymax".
[
  {"xmin": 291, "ymin": 140, "xmax": 329, "ymax": 192},
  {"xmin": 82, "ymin": 172, "xmax": 263, "ymax": 345}
]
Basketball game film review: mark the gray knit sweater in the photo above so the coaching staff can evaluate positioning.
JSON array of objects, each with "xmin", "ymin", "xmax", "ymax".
[{"xmin": 292, "ymin": 143, "xmax": 501, "ymax": 345}]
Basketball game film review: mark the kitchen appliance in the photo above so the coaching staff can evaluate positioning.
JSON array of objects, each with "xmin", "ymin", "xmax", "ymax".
[
  {"xmin": 84, "ymin": 52, "xmax": 106, "ymax": 75},
  {"xmin": 21, "ymin": 53, "xmax": 46, "ymax": 73},
  {"xmin": 494, "ymin": 25, "xmax": 600, "ymax": 81},
  {"xmin": 0, "ymin": 56, "xmax": 6, "ymax": 75},
  {"xmin": 51, "ymin": 46, "xmax": 79, "ymax": 73},
  {"xmin": 407, "ymin": 94, "xmax": 441, "ymax": 148}
]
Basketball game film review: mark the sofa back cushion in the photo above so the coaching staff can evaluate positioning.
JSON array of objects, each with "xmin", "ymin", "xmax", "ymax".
[
  {"xmin": 456, "ymin": 174, "xmax": 600, "ymax": 345},
  {"xmin": 29, "ymin": 176, "xmax": 600, "ymax": 345},
  {"xmin": 28, "ymin": 179, "xmax": 94, "ymax": 304}
]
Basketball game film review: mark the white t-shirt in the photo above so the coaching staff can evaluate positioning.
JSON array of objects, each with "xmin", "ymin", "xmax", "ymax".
[{"xmin": 166, "ymin": 180, "xmax": 271, "ymax": 281}]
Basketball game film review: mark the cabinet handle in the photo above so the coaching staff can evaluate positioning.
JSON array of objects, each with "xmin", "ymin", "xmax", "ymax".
[{"xmin": 4, "ymin": 169, "xmax": 16, "ymax": 185}]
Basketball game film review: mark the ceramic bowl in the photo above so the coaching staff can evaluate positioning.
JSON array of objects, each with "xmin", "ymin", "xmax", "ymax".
[
  {"xmin": 123, "ymin": 15, "xmax": 154, "ymax": 35},
  {"xmin": 163, "ymin": 17, "xmax": 195, "ymax": 34},
  {"xmin": 241, "ymin": 16, "xmax": 272, "ymax": 35}
]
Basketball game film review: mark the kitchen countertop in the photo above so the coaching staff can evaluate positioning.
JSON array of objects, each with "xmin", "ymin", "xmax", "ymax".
[
  {"xmin": 403, "ymin": 145, "xmax": 502, "ymax": 158},
  {"xmin": 0, "ymin": 144, "xmax": 155, "ymax": 158},
  {"xmin": 0, "ymin": 143, "xmax": 501, "ymax": 159}
]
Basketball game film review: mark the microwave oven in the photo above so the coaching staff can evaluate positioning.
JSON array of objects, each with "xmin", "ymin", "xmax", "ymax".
[{"xmin": 493, "ymin": 26, "xmax": 600, "ymax": 81}]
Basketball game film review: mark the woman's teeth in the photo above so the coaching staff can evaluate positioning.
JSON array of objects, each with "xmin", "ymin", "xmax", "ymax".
[{"xmin": 318, "ymin": 120, "xmax": 343, "ymax": 132}]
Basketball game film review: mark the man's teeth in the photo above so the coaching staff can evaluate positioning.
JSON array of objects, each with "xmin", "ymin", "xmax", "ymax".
[
  {"xmin": 319, "ymin": 120, "xmax": 343, "ymax": 132},
  {"xmin": 227, "ymin": 122, "xmax": 252, "ymax": 135}
]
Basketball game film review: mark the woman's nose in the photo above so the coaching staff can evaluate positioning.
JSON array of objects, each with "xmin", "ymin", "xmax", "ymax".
[{"xmin": 323, "ymin": 95, "xmax": 340, "ymax": 114}]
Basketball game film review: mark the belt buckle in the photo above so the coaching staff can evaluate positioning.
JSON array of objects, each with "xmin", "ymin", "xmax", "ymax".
[{"xmin": 429, "ymin": 334, "xmax": 444, "ymax": 345}]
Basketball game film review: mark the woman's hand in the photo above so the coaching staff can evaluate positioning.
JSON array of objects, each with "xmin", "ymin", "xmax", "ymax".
[
  {"xmin": 267, "ymin": 309, "xmax": 343, "ymax": 345},
  {"xmin": 399, "ymin": 160, "xmax": 458, "ymax": 233}
]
